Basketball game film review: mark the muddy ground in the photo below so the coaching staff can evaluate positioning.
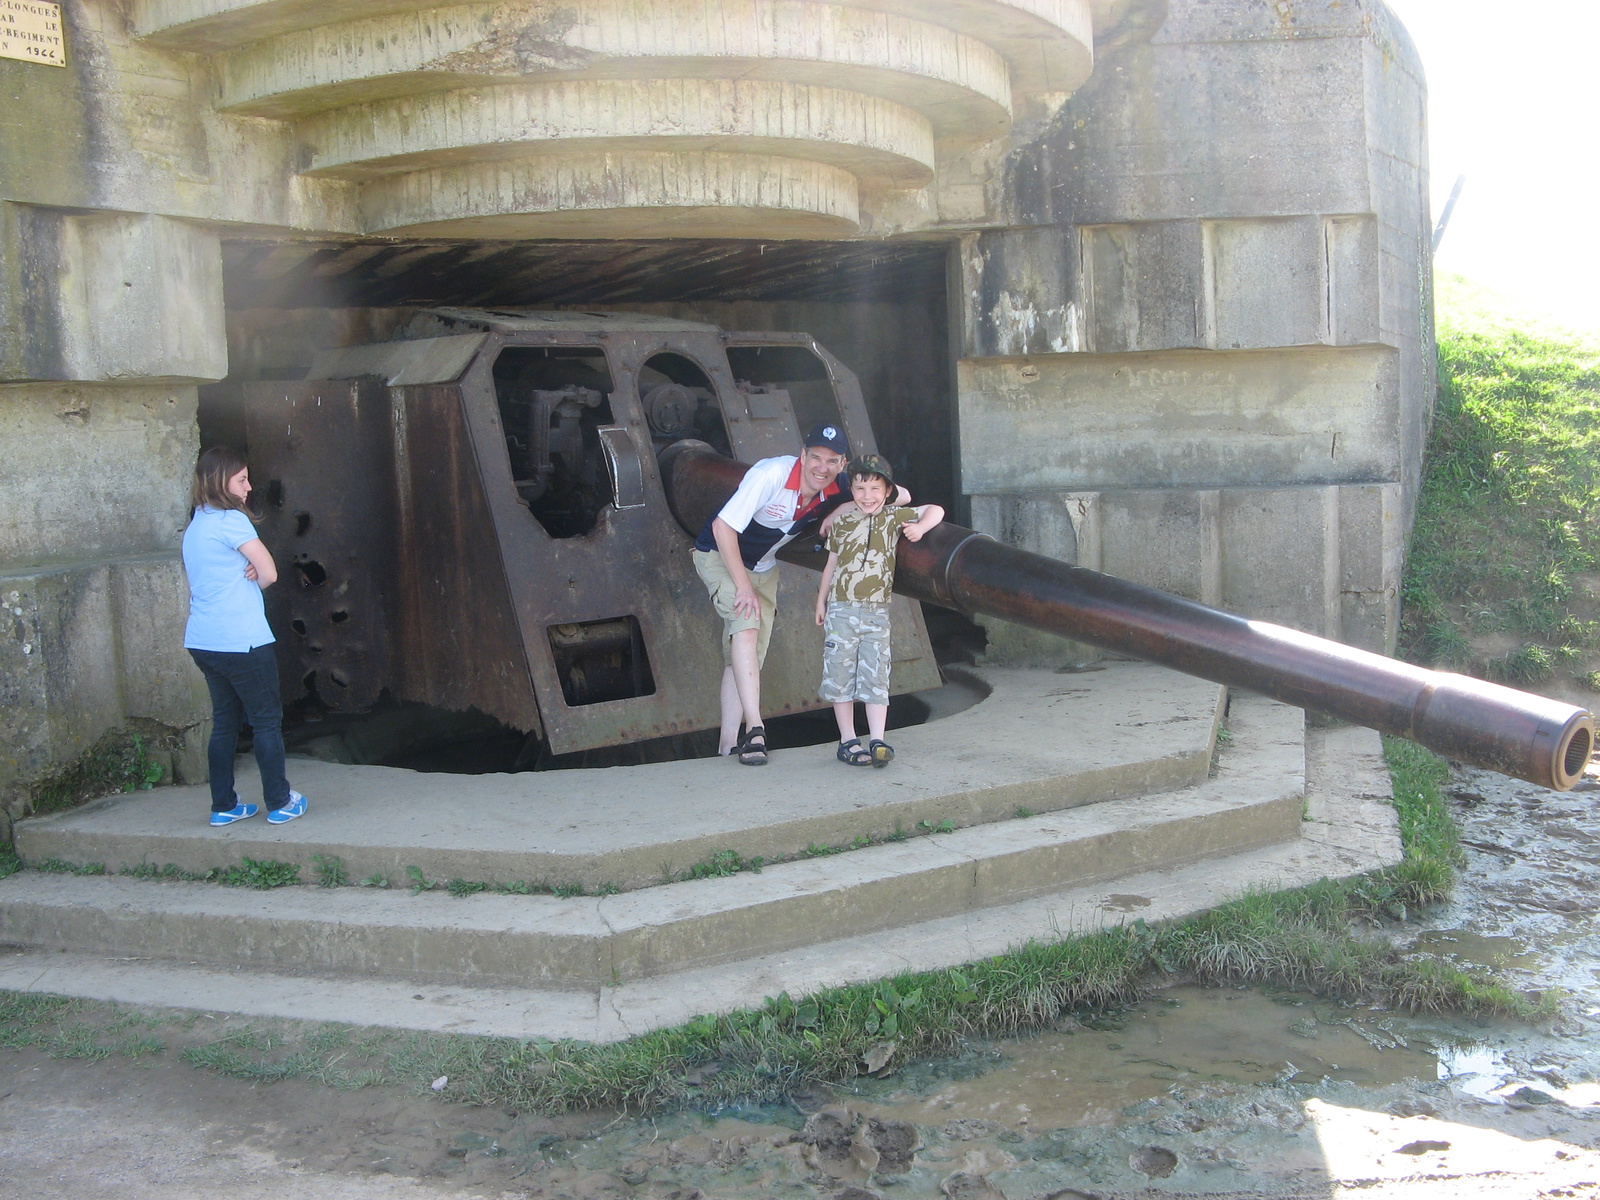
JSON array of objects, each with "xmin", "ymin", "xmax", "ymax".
[{"xmin": 4, "ymin": 762, "xmax": 1600, "ymax": 1200}]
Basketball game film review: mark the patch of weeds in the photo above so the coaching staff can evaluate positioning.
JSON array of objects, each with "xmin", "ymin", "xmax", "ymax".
[
  {"xmin": 304, "ymin": 1024, "xmax": 351, "ymax": 1053},
  {"xmin": 0, "ymin": 845, "xmax": 21, "ymax": 880},
  {"xmin": 805, "ymin": 841, "xmax": 843, "ymax": 857},
  {"xmin": 311, "ymin": 854, "xmax": 348, "ymax": 888},
  {"xmin": 47, "ymin": 1025, "xmax": 117, "ymax": 1061},
  {"xmin": 216, "ymin": 858, "xmax": 300, "ymax": 889},
  {"xmin": 684, "ymin": 849, "xmax": 748, "ymax": 879},
  {"xmin": 0, "ymin": 992, "xmax": 80, "ymax": 1026},
  {"xmin": 1014, "ymin": 807, "xmax": 1035, "ymax": 819},
  {"xmin": 115, "ymin": 1033, "xmax": 165, "ymax": 1058},
  {"xmin": 496, "ymin": 880, "xmax": 538, "ymax": 895},
  {"xmin": 360, "ymin": 873, "xmax": 390, "ymax": 888},
  {"xmin": 121, "ymin": 863, "xmax": 216, "ymax": 883},
  {"xmin": 884, "ymin": 825, "xmax": 907, "ymax": 842},
  {"xmin": 595, "ymin": 882, "xmax": 620, "ymax": 896},
  {"xmin": 916, "ymin": 818, "xmax": 955, "ymax": 834},
  {"xmin": 1484, "ymin": 644, "xmax": 1556, "ymax": 685},
  {"xmin": 447, "ymin": 878, "xmax": 490, "ymax": 898},
  {"xmin": 1581, "ymin": 670, "xmax": 1600, "ymax": 692},
  {"xmin": 33, "ymin": 858, "xmax": 106, "ymax": 876},
  {"xmin": 406, "ymin": 866, "xmax": 431, "ymax": 895},
  {"xmin": 551, "ymin": 882, "xmax": 586, "ymax": 898},
  {"xmin": 29, "ymin": 729, "xmax": 169, "ymax": 816}
]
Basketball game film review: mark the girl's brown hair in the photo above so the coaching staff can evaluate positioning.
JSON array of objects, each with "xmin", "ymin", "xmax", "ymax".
[{"xmin": 192, "ymin": 446, "xmax": 258, "ymax": 519}]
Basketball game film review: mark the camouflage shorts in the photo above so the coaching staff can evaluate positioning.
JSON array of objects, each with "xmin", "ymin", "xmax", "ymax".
[{"xmin": 819, "ymin": 601, "xmax": 892, "ymax": 705}]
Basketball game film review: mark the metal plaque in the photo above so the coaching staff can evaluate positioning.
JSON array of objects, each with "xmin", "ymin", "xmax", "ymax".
[{"xmin": 1, "ymin": 0, "xmax": 64, "ymax": 66}]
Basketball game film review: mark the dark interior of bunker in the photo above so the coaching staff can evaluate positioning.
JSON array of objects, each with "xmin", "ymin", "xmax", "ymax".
[{"xmin": 203, "ymin": 238, "xmax": 982, "ymax": 772}]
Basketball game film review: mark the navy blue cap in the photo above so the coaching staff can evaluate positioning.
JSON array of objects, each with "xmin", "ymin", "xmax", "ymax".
[{"xmin": 803, "ymin": 422, "xmax": 849, "ymax": 456}]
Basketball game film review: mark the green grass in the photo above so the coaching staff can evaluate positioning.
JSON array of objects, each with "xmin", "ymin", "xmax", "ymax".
[
  {"xmin": 1401, "ymin": 279, "xmax": 1600, "ymax": 680},
  {"xmin": 29, "ymin": 730, "xmax": 167, "ymax": 817}
]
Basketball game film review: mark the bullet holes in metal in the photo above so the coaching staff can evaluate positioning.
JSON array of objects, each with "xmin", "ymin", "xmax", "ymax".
[
  {"xmin": 294, "ymin": 558, "xmax": 328, "ymax": 587},
  {"xmin": 294, "ymin": 512, "xmax": 312, "ymax": 536},
  {"xmin": 263, "ymin": 479, "xmax": 285, "ymax": 509},
  {"xmin": 547, "ymin": 616, "xmax": 656, "ymax": 707},
  {"xmin": 291, "ymin": 619, "xmax": 307, "ymax": 636},
  {"xmin": 330, "ymin": 609, "xmax": 350, "ymax": 624}
]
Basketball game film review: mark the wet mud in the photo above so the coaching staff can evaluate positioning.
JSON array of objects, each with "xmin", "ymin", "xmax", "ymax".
[{"xmin": 4, "ymin": 762, "xmax": 1600, "ymax": 1198}]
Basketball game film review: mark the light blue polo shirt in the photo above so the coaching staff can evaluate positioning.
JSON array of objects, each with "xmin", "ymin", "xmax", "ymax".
[{"xmin": 182, "ymin": 506, "xmax": 275, "ymax": 652}]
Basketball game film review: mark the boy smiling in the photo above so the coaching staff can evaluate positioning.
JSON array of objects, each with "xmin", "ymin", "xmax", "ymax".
[{"xmin": 814, "ymin": 455, "xmax": 944, "ymax": 767}]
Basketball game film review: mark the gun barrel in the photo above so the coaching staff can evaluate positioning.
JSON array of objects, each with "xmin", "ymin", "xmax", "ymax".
[{"xmin": 659, "ymin": 440, "xmax": 1596, "ymax": 790}]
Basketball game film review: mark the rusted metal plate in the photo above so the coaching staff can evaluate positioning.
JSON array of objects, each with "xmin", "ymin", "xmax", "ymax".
[
  {"xmin": 244, "ymin": 379, "xmax": 396, "ymax": 713},
  {"xmin": 389, "ymin": 384, "xmax": 542, "ymax": 734}
]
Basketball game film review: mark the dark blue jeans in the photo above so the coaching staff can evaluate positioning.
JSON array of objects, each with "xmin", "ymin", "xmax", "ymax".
[{"xmin": 188, "ymin": 644, "xmax": 290, "ymax": 813}]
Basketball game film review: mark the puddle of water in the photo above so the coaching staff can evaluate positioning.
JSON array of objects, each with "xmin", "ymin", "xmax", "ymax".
[
  {"xmin": 1436, "ymin": 1043, "xmax": 1511, "ymax": 1099},
  {"xmin": 1409, "ymin": 929, "xmax": 1540, "ymax": 969},
  {"xmin": 843, "ymin": 986, "xmax": 1437, "ymax": 1131}
]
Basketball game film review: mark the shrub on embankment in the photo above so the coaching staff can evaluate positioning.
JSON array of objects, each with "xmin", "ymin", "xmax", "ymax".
[{"xmin": 1402, "ymin": 279, "xmax": 1600, "ymax": 691}]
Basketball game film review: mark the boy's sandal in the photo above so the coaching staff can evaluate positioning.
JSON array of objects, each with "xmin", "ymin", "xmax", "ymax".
[
  {"xmin": 738, "ymin": 726, "xmax": 769, "ymax": 766},
  {"xmin": 837, "ymin": 737, "xmax": 874, "ymax": 766},
  {"xmin": 869, "ymin": 739, "xmax": 894, "ymax": 768}
]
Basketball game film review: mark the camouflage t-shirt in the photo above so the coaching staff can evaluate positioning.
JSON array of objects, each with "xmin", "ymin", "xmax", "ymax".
[{"xmin": 826, "ymin": 506, "xmax": 918, "ymax": 604}]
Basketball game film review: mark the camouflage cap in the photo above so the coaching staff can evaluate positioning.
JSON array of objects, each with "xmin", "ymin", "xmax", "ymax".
[{"xmin": 848, "ymin": 454, "xmax": 894, "ymax": 487}]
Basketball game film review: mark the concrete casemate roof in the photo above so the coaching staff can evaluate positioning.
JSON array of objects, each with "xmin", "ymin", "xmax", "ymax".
[{"xmin": 415, "ymin": 308, "xmax": 725, "ymax": 335}]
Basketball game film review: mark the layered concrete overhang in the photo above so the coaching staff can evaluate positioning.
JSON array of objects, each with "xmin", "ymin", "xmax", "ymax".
[{"xmin": 114, "ymin": 0, "xmax": 1132, "ymax": 237}]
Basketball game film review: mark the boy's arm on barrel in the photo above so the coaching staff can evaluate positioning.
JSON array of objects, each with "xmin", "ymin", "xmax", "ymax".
[{"xmin": 901, "ymin": 504, "xmax": 945, "ymax": 543}]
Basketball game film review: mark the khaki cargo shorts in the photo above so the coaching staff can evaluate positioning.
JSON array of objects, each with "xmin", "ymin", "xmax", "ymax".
[
  {"xmin": 819, "ymin": 600, "xmax": 892, "ymax": 705},
  {"xmin": 693, "ymin": 549, "xmax": 780, "ymax": 668}
]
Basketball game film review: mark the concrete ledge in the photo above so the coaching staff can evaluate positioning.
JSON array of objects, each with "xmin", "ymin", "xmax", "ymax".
[
  {"xmin": 297, "ymin": 80, "xmax": 939, "ymax": 188},
  {"xmin": 0, "ymin": 692, "xmax": 1298, "ymax": 988},
  {"xmin": 0, "ymin": 718, "xmax": 1396, "ymax": 1040},
  {"xmin": 15, "ymin": 664, "xmax": 1223, "ymax": 892}
]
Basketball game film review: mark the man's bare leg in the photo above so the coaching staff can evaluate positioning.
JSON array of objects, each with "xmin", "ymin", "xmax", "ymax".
[
  {"xmin": 718, "ymin": 664, "xmax": 744, "ymax": 754},
  {"xmin": 729, "ymin": 627, "xmax": 764, "ymax": 750}
]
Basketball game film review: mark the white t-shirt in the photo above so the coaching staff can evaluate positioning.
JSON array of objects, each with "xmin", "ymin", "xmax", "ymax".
[{"xmin": 694, "ymin": 455, "xmax": 847, "ymax": 572}]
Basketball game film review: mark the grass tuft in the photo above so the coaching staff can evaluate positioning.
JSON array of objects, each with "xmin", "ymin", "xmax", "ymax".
[
  {"xmin": 29, "ymin": 730, "xmax": 167, "ymax": 817},
  {"xmin": 311, "ymin": 854, "xmax": 348, "ymax": 888}
]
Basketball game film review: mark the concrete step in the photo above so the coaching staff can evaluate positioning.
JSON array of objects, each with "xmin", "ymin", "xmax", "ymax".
[
  {"xmin": 0, "ymin": 692, "xmax": 1303, "ymax": 990},
  {"xmin": 0, "ymin": 722, "xmax": 1400, "ymax": 1041},
  {"xmin": 13, "ymin": 665, "xmax": 1224, "ymax": 894}
]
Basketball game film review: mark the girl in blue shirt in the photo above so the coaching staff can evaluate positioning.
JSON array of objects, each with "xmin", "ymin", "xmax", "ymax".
[{"xmin": 182, "ymin": 447, "xmax": 307, "ymax": 827}]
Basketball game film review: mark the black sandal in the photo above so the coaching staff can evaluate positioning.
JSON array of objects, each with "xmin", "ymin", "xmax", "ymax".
[
  {"xmin": 738, "ymin": 726, "xmax": 768, "ymax": 766},
  {"xmin": 868, "ymin": 739, "xmax": 894, "ymax": 768},
  {"xmin": 837, "ymin": 737, "xmax": 874, "ymax": 766}
]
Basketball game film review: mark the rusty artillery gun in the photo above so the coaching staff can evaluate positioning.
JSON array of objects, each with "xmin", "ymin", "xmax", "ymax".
[{"xmin": 249, "ymin": 309, "xmax": 1595, "ymax": 789}]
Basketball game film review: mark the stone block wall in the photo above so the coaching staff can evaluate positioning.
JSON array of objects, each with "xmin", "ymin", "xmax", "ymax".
[{"xmin": 954, "ymin": 0, "xmax": 1431, "ymax": 665}]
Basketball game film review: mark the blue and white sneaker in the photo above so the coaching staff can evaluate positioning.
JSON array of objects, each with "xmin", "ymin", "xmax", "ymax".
[
  {"xmin": 210, "ymin": 802, "xmax": 259, "ymax": 827},
  {"xmin": 266, "ymin": 790, "xmax": 308, "ymax": 825}
]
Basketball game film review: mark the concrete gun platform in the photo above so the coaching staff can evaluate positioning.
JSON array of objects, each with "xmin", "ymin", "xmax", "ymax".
[
  {"xmin": 12, "ymin": 665, "xmax": 1224, "ymax": 891},
  {"xmin": 0, "ymin": 665, "xmax": 1402, "ymax": 1039}
]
